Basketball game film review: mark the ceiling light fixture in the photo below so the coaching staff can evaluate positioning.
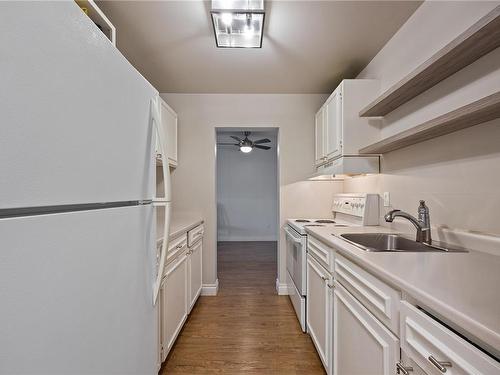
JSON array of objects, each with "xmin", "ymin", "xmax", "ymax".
[
  {"xmin": 240, "ymin": 145, "xmax": 253, "ymax": 153},
  {"xmin": 211, "ymin": 0, "xmax": 265, "ymax": 48}
]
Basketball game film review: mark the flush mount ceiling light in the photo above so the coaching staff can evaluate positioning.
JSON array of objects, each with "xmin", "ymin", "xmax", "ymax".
[{"xmin": 211, "ymin": 0, "xmax": 265, "ymax": 48}]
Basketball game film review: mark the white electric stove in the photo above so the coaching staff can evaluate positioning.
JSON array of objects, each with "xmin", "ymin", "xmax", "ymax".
[{"xmin": 284, "ymin": 193, "xmax": 379, "ymax": 332}]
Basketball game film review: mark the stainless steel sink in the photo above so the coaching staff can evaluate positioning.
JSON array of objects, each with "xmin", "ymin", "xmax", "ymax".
[{"xmin": 340, "ymin": 233, "xmax": 467, "ymax": 253}]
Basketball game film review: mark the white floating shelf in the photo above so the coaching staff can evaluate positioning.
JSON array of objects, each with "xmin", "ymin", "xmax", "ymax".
[{"xmin": 75, "ymin": 0, "xmax": 116, "ymax": 45}]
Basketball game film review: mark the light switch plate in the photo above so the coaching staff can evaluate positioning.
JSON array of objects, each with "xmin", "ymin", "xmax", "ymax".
[{"xmin": 383, "ymin": 192, "xmax": 390, "ymax": 207}]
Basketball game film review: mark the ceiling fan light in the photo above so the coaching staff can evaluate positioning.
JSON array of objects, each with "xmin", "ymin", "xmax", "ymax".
[{"xmin": 240, "ymin": 145, "xmax": 253, "ymax": 153}]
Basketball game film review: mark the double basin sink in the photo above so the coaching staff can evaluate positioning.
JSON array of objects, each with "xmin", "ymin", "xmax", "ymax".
[{"xmin": 340, "ymin": 233, "xmax": 467, "ymax": 253}]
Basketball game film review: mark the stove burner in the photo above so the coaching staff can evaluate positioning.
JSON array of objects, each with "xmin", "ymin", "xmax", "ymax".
[
  {"xmin": 295, "ymin": 219, "xmax": 311, "ymax": 223},
  {"xmin": 315, "ymin": 219, "xmax": 335, "ymax": 224},
  {"xmin": 304, "ymin": 224, "xmax": 325, "ymax": 227}
]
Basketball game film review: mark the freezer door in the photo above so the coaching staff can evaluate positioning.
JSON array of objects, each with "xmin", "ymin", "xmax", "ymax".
[
  {"xmin": 0, "ymin": 2, "xmax": 157, "ymax": 209},
  {"xmin": 0, "ymin": 206, "xmax": 157, "ymax": 374}
]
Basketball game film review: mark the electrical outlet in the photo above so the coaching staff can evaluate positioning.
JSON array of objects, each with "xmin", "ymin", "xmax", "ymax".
[{"xmin": 383, "ymin": 192, "xmax": 390, "ymax": 207}]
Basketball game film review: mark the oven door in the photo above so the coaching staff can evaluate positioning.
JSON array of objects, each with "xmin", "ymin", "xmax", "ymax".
[{"xmin": 284, "ymin": 225, "xmax": 307, "ymax": 296}]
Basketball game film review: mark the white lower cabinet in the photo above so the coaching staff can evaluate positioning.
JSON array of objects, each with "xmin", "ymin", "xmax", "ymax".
[
  {"xmin": 399, "ymin": 351, "xmax": 428, "ymax": 375},
  {"xmin": 160, "ymin": 252, "xmax": 188, "ymax": 361},
  {"xmin": 187, "ymin": 239, "xmax": 202, "ymax": 313},
  {"xmin": 158, "ymin": 226, "xmax": 204, "ymax": 367},
  {"xmin": 400, "ymin": 302, "xmax": 500, "ymax": 375},
  {"xmin": 305, "ymin": 234, "xmax": 500, "ymax": 375},
  {"xmin": 333, "ymin": 281, "xmax": 400, "ymax": 375},
  {"xmin": 307, "ymin": 254, "xmax": 333, "ymax": 373},
  {"xmin": 156, "ymin": 289, "xmax": 162, "ymax": 371}
]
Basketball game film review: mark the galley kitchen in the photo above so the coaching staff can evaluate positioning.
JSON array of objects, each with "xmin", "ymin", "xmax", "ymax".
[{"xmin": 1, "ymin": 1, "xmax": 500, "ymax": 374}]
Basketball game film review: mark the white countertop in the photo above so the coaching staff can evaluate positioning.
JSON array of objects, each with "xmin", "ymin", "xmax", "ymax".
[
  {"xmin": 305, "ymin": 225, "xmax": 500, "ymax": 357},
  {"xmin": 157, "ymin": 214, "xmax": 203, "ymax": 242}
]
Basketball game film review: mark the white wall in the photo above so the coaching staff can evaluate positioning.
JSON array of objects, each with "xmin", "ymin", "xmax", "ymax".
[
  {"xmin": 216, "ymin": 130, "xmax": 278, "ymax": 242},
  {"xmin": 347, "ymin": 1, "xmax": 500, "ymax": 249},
  {"xmin": 161, "ymin": 93, "xmax": 343, "ymax": 287}
]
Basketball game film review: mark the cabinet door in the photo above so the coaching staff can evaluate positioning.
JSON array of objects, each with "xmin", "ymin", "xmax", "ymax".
[
  {"xmin": 159, "ymin": 98, "xmax": 178, "ymax": 167},
  {"xmin": 307, "ymin": 254, "xmax": 332, "ymax": 373},
  {"xmin": 325, "ymin": 89, "xmax": 342, "ymax": 160},
  {"xmin": 159, "ymin": 281, "xmax": 167, "ymax": 363},
  {"xmin": 315, "ymin": 108, "xmax": 326, "ymax": 166},
  {"xmin": 188, "ymin": 240, "xmax": 203, "ymax": 313},
  {"xmin": 333, "ymin": 281, "xmax": 399, "ymax": 375},
  {"xmin": 161, "ymin": 253, "xmax": 188, "ymax": 359}
]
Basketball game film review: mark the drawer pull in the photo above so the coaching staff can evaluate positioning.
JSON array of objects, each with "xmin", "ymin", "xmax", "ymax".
[
  {"xmin": 321, "ymin": 276, "xmax": 328, "ymax": 281},
  {"xmin": 327, "ymin": 283, "xmax": 334, "ymax": 289},
  {"xmin": 396, "ymin": 362, "xmax": 413, "ymax": 375},
  {"xmin": 176, "ymin": 244, "xmax": 183, "ymax": 249},
  {"xmin": 428, "ymin": 356, "xmax": 452, "ymax": 373}
]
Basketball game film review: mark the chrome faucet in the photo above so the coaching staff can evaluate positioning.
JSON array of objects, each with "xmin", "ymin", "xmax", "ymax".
[{"xmin": 384, "ymin": 200, "xmax": 432, "ymax": 244}]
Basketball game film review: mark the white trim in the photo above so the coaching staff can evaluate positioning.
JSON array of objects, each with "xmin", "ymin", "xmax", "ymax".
[
  {"xmin": 201, "ymin": 279, "xmax": 219, "ymax": 296},
  {"xmin": 276, "ymin": 278, "xmax": 288, "ymax": 295}
]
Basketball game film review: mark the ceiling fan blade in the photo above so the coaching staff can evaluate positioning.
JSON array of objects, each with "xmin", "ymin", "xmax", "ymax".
[
  {"xmin": 230, "ymin": 135, "xmax": 242, "ymax": 143},
  {"xmin": 254, "ymin": 145, "xmax": 271, "ymax": 150},
  {"xmin": 217, "ymin": 143, "xmax": 240, "ymax": 146},
  {"xmin": 253, "ymin": 138, "xmax": 271, "ymax": 144}
]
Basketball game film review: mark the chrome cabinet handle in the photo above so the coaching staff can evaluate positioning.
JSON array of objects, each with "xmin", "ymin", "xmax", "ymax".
[
  {"xmin": 327, "ymin": 283, "xmax": 334, "ymax": 289},
  {"xmin": 396, "ymin": 362, "xmax": 413, "ymax": 375},
  {"xmin": 321, "ymin": 276, "xmax": 328, "ymax": 281},
  {"xmin": 428, "ymin": 356, "xmax": 452, "ymax": 373},
  {"xmin": 175, "ymin": 244, "xmax": 183, "ymax": 249}
]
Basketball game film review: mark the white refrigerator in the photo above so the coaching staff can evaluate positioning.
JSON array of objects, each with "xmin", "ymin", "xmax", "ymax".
[{"xmin": 0, "ymin": 2, "xmax": 171, "ymax": 374}]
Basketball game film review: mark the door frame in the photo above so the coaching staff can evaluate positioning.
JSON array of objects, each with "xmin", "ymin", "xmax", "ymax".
[{"xmin": 214, "ymin": 126, "xmax": 281, "ymax": 291}]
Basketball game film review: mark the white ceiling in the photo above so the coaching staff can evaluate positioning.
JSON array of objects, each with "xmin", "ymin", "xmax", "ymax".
[{"xmin": 98, "ymin": 0, "xmax": 421, "ymax": 94}]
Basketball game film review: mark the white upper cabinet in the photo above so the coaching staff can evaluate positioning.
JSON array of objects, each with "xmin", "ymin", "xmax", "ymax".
[
  {"xmin": 314, "ymin": 79, "xmax": 381, "ymax": 166},
  {"xmin": 325, "ymin": 88, "xmax": 342, "ymax": 160},
  {"xmin": 156, "ymin": 97, "xmax": 178, "ymax": 167},
  {"xmin": 315, "ymin": 109, "xmax": 326, "ymax": 166}
]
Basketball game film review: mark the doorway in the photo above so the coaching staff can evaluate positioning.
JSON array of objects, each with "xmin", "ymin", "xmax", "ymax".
[{"xmin": 215, "ymin": 127, "xmax": 279, "ymax": 293}]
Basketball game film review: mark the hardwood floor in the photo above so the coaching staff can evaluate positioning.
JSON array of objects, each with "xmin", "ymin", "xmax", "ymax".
[{"xmin": 160, "ymin": 241, "xmax": 325, "ymax": 375}]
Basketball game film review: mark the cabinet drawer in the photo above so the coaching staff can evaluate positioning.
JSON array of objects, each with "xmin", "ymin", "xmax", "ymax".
[
  {"xmin": 400, "ymin": 301, "xmax": 500, "ymax": 375},
  {"xmin": 333, "ymin": 281, "xmax": 399, "ymax": 375},
  {"xmin": 166, "ymin": 234, "xmax": 187, "ymax": 265},
  {"xmin": 307, "ymin": 235, "xmax": 334, "ymax": 272},
  {"xmin": 334, "ymin": 253, "xmax": 400, "ymax": 334},
  {"xmin": 188, "ymin": 224, "xmax": 204, "ymax": 247}
]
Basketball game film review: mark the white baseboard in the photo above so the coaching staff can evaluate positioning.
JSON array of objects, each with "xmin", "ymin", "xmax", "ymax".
[
  {"xmin": 201, "ymin": 279, "xmax": 219, "ymax": 296},
  {"xmin": 276, "ymin": 278, "xmax": 288, "ymax": 295}
]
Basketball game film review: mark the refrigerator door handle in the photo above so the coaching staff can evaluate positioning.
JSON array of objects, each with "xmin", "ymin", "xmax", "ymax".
[{"xmin": 151, "ymin": 96, "xmax": 172, "ymax": 306}]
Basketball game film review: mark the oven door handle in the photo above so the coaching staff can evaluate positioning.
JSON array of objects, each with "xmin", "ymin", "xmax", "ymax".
[{"xmin": 284, "ymin": 227, "xmax": 303, "ymax": 244}]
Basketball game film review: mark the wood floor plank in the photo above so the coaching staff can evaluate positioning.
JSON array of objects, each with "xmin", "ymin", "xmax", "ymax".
[{"xmin": 160, "ymin": 241, "xmax": 325, "ymax": 374}]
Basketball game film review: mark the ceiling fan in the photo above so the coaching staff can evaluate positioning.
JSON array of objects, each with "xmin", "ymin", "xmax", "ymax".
[{"xmin": 218, "ymin": 131, "xmax": 271, "ymax": 153}]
